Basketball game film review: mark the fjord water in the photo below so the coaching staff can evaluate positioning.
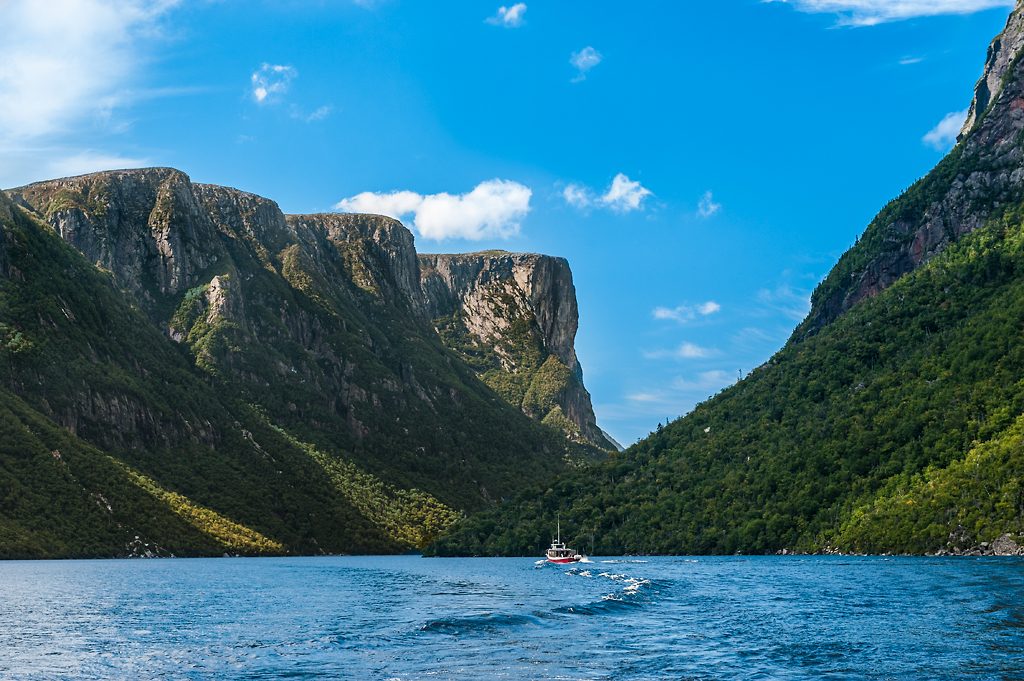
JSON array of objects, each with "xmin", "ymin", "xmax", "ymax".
[{"xmin": 2, "ymin": 556, "xmax": 1022, "ymax": 680}]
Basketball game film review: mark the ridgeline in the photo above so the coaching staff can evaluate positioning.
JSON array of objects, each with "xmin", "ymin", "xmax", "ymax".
[{"xmin": 0, "ymin": 171, "xmax": 610, "ymax": 559}]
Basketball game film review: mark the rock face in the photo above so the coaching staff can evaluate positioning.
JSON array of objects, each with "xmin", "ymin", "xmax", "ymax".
[
  {"xmin": 420, "ymin": 251, "xmax": 614, "ymax": 450},
  {"xmin": 4, "ymin": 168, "xmax": 608, "ymax": 531},
  {"xmin": 959, "ymin": 3, "xmax": 1024, "ymax": 140},
  {"xmin": 10, "ymin": 169, "xmax": 224, "ymax": 304},
  {"xmin": 797, "ymin": 0, "xmax": 1024, "ymax": 339}
]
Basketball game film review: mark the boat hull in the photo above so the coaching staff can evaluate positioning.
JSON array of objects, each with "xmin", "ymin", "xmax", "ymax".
[{"xmin": 545, "ymin": 556, "xmax": 582, "ymax": 564}]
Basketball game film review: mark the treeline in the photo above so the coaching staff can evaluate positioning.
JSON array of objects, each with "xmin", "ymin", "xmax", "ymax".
[{"xmin": 428, "ymin": 212, "xmax": 1024, "ymax": 556}]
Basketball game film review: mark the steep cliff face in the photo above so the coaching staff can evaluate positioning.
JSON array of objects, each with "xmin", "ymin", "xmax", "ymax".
[
  {"xmin": 0, "ymin": 168, "xmax": 605, "ymax": 556},
  {"xmin": 420, "ymin": 251, "xmax": 614, "ymax": 451},
  {"xmin": 796, "ymin": 0, "xmax": 1024, "ymax": 339},
  {"xmin": 959, "ymin": 3, "xmax": 1024, "ymax": 140},
  {"xmin": 10, "ymin": 169, "xmax": 224, "ymax": 306}
]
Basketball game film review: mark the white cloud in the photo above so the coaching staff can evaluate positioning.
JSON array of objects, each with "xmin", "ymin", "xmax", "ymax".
[
  {"xmin": 485, "ymin": 3, "xmax": 526, "ymax": 27},
  {"xmin": 697, "ymin": 190, "xmax": 721, "ymax": 218},
  {"xmin": 643, "ymin": 342, "xmax": 716, "ymax": 360},
  {"xmin": 335, "ymin": 179, "xmax": 532, "ymax": 241},
  {"xmin": 923, "ymin": 109, "xmax": 969, "ymax": 151},
  {"xmin": 625, "ymin": 391, "xmax": 669, "ymax": 403},
  {"xmin": 768, "ymin": 0, "xmax": 1014, "ymax": 26},
  {"xmin": 601, "ymin": 174, "xmax": 652, "ymax": 211},
  {"xmin": 0, "ymin": 0, "xmax": 179, "ymax": 147},
  {"xmin": 653, "ymin": 301, "xmax": 721, "ymax": 324},
  {"xmin": 570, "ymin": 46, "xmax": 602, "ymax": 82},
  {"xmin": 562, "ymin": 174, "xmax": 652, "ymax": 212},
  {"xmin": 900, "ymin": 56, "xmax": 925, "ymax": 65},
  {"xmin": 699, "ymin": 301, "xmax": 721, "ymax": 315},
  {"xmin": 562, "ymin": 183, "xmax": 593, "ymax": 209},
  {"xmin": 251, "ymin": 63, "xmax": 296, "ymax": 104},
  {"xmin": 729, "ymin": 325, "xmax": 791, "ymax": 355}
]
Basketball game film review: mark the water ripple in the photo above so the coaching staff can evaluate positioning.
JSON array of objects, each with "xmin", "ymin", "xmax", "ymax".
[{"xmin": 1, "ymin": 556, "xmax": 1023, "ymax": 680}]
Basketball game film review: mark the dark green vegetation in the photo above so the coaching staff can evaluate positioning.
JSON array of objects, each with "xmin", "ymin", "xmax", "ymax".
[
  {"xmin": 426, "ymin": 7, "xmax": 1024, "ymax": 558},
  {"xmin": 429, "ymin": 219, "xmax": 1024, "ymax": 555},
  {"xmin": 0, "ymin": 173, "xmax": 599, "ymax": 558}
]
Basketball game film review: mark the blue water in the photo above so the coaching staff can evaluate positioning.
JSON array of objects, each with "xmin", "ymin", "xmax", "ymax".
[{"xmin": 1, "ymin": 556, "xmax": 1023, "ymax": 680}]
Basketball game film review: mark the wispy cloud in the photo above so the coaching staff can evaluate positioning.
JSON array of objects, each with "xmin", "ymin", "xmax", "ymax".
[
  {"xmin": 0, "ymin": 0, "xmax": 179, "ymax": 146},
  {"xmin": 923, "ymin": 108, "xmax": 968, "ymax": 151},
  {"xmin": 643, "ymin": 342, "xmax": 717, "ymax": 360},
  {"xmin": 755, "ymin": 285, "xmax": 811, "ymax": 322},
  {"xmin": 767, "ymin": 0, "xmax": 1014, "ymax": 26},
  {"xmin": 899, "ymin": 55, "xmax": 925, "ymax": 65},
  {"xmin": 0, "ymin": 0, "xmax": 184, "ymax": 186},
  {"xmin": 671, "ymin": 370, "xmax": 736, "ymax": 392},
  {"xmin": 562, "ymin": 173, "xmax": 652, "ymax": 212},
  {"xmin": 562, "ymin": 183, "xmax": 592, "ymax": 209},
  {"xmin": 251, "ymin": 63, "xmax": 296, "ymax": 104},
  {"xmin": 653, "ymin": 301, "xmax": 721, "ymax": 324},
  {"xmin": 46, "ymin": 150, "xmax": 150, "ymax": 178},
  {"xmin": 335, "ymin": 179, "xmax": 532, "ymax": 240},
  {"xmin": 729, "ymin": 325, "xmax": 791, "ymax": 355},
  {"xmin": 570, "ymin": 46, "xmax": 602, "ymax": 82},
  {"xmin": 485, "ymin": 3, "xmax": 526, "ymax": 27},
  {"xmin": 697, "ymin": 190, "xmax": 721, "ymax": 218},
  {"xmin": 290, "ymin": 104, "xmax": 332, "ymax": 123}
]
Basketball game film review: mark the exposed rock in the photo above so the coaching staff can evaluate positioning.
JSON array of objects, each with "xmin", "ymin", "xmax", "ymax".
[
  {"xmin": 420, "ymin": 251, "xmax": 612, "ymax": 449},
  {"xmin": 10, "ymin": 169, "xmax": 224, "ymax": 305},
  {"xmin": 5, "ymin": 168, "xmax": 610, "ymax": 504},
  {"xmin": 959, "ymin": 2, "xmax": 1024, "ymax": 140},
  {"xmin": 935, "ymin": 532, "xmax": 1024, "ymax": 556},
  {"xmin": 797, "ymin": 0, "xmax": 1024, "ymax": 339},
  {"xmin": 288, "ymin": 212, "xmax": 427, "ymax": 314}
]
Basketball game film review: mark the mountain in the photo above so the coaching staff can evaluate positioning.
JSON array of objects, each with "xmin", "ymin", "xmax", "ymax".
[
  {"xmin": 0, "ymin": 168, "xmax": 608, "ymax": 559},
  {"xmin": 420, "ymin": 251, "xmax": 616, "ymax": 451},
  {"xmin": 426, "ymin": 2, "xmax": 1024, "ymax": 558}
]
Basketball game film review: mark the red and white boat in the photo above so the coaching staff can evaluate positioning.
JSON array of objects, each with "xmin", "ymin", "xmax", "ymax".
[{"xmin": 545, "ymin": 520, "xmax": 583, "ymax": 563}]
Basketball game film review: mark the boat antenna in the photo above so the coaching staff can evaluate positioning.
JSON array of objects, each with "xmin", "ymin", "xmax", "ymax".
[{"xmin": 557, "ymin": 512, "xmax": 561, "ymax": 543}]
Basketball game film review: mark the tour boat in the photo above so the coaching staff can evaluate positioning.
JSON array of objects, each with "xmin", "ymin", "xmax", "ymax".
[{"xmin": 545, "ymin": 520, "xmax": 583, "ymax": 563}]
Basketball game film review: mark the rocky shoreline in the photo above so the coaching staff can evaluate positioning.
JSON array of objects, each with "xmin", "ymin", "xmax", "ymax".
[{"xmin": 772, "ymin": 532, "xmax": 1024, "ymax": 557}]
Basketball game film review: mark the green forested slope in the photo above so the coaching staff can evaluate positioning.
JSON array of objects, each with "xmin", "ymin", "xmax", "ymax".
[
  {"xmin": 0, "ymin": 175, "xmax": 595, "ymax": 557},
  {"xmin": 428, "ymin": 214, "xmax": 1024, "ymax": 556},
  {"xmin": 426, "ymin": 5, "xmax": 1024, "ymax": 557}
]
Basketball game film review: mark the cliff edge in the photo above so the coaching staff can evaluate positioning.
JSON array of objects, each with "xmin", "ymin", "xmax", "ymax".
[{"xmin": 420, "ymin": 251, "xmax": 616, "ymax": 451}]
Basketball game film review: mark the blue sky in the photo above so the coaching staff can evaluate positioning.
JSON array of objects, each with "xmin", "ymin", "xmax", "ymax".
[{"xmin": 0, "ymin": 0, "xmax": 1016, "ymax": 445}]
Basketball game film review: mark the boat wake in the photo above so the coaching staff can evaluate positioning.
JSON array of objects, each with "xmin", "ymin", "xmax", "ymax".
[
  {"xmin": 419, "ymin": 612, "xmax": 551, "ymax": 635},
  {"xmin": 420, "ymin": 565, "xmax": 662, "ymax": 636}
]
